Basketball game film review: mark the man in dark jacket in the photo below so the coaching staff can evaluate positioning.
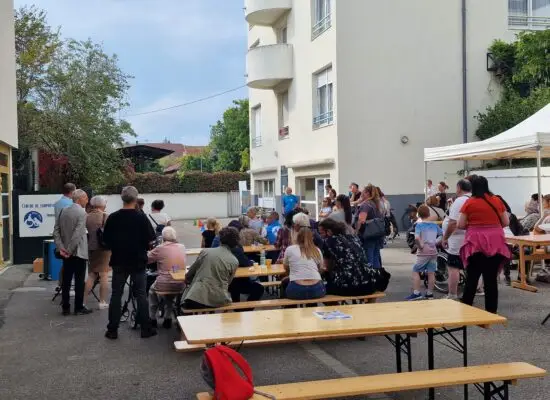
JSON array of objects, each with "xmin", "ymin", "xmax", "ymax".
[{"xmin": 103, "ymin": 186, "xmax": 157, "ymax": 340}]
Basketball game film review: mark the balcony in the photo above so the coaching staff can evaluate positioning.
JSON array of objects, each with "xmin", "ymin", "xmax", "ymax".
[
  {"xmin": 247, "ymin": 44, "xmax": 293, "ymax": 90},
  {"xmin": 245, "ymin": 0, "xmax": 292, "ymax": 26},
  {"xmin": 509, "ymin": 15, "xmax": 550, "ymax": 30}
]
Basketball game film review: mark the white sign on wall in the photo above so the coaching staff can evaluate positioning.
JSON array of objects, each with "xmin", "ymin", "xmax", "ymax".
[{"xmin": 19, "ymin": 194, "xmax": 61, "ymax": 237}]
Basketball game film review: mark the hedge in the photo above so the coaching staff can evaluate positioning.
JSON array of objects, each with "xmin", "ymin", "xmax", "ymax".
[{"xmin": 103, "ymin": 171, "xmax": 249, "ymax": 194}]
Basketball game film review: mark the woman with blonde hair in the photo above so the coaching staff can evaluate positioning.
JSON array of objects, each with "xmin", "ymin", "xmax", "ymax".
[
  {"xmin": 202, "ymin": 217, "xmax": 221, "ymax": 248},
  {"xmin": 426, "ymin": 195, "xmax": 446, "ymax": 221},
  {"xmin": 282, "ymin": 226, "xmax": 325, "ymax": 300},
  {"xmin": 355, "ymin": 184, "xmax": 385, "ymax": 268},
  {"xmin": 84, "ymin": 196, "xmax": 111, "ymax": 309}
]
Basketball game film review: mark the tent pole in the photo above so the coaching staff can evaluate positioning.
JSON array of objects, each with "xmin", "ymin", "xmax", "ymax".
[
  {"xmin": 537, "ymin": 147, "xmax": 543, "ymax": 216},
  {"xmin": 424, "ymin": 161, "xmax": 428, "ymax": 199}
]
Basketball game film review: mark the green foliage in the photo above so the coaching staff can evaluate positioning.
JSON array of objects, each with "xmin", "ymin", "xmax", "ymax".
[
  {"xmin": 477, "ymin": 31, "xmax": 550, "ymax": 143},
  {"xmin": 104, "ymin": 171, "xmax": 249, "ymax": 194},
  {"xmin": 15, "ymin": 6, "xmax": 134, "ymax": 191},
  {"xmin": 476, "ymin": 88, "xmax": 550, "ymax": 141},
  {"xmin": 178, "ymin": 148, "xmax": 214, "ymax": 173},
  {"xmin": 209, "ymin": 99, "xmax": 250, "ymax": 172}
]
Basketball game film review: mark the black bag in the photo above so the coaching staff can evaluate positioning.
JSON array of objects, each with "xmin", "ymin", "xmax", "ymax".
[
  {"xmin": 54, "ymin": 209, "xmax": 65, "ymax": 259},
  {"xmin": 362, "ymin": 218, "xmax": 387, "ymax": 239},
  {"xmin": 96, "ymin": 213, "xmax": 107, "ymax": 249},
  {"xmin": 148, "ymin": 214, "xmax": 165, "ymax": 236},
  {"xmin": 383, "ymin": 217, "xmax": 392, "ymax": 236}
]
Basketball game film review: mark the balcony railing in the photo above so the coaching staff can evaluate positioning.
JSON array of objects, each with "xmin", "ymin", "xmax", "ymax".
[
  {"xmin": 252, "ymin": 136, "xmax": 262, "ymax": 148},
  {"xmin": 313, "ymin": 111, "xmax": 333, "ymax": 128},
  {"xmin": 278, "ymin": 126, "xmax": 289, "ymax": 140},
  {"xmin": 312, "ymin": 14, "xmax": 332, "ymax": 39},
  {"xmin": 509, "ymin": 15, "xmax": 550, "ymax": 29}
]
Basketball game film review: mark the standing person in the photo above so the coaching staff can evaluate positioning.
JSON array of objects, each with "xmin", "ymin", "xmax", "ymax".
[
  {"xmin": 325, "ymin": 184, "xmax": 333, "ymax": 198},
  {"xmin": 425, "ymin": 195, "xmax": 446, "ymax": 221},
  {"xmin": 349, "ymin": 183, "xmax": 361, "ymax": 208},
  {"xmin": 282, "ymin": 187, "xmax": 300, "ymax": 216},
  {"xmin": 330, "ymin": 194, "xmax": 353, "ymax": 227},
  {"xmin": 355, "ymin": 184, "xmax": 385, "ymax": 268},
  {"xmin": 136, "ymin": 198, "xmax": 145, "ymax": 213},
  {"xmin": 147, "ymin": 227, "xmax": 186, "ymax": 329},
  {"xmin": 53, "ymin": 189, "xmax": 92, "ymax": 315},
  {"xmin": 282, "ymin": 226, "xmax": 325, "ymax": 300},
  {"xmin": 183, "ymin": 227, "xmax": 240, "ymax": 309},
  {"xmin": 202, "ymin": 218, "xmax": 221, "ymax": 248},
  {"xmin": 103, "ymin": 186, "xmax": 157, "ymax": 339},
  {"xmin": 441, "ymin": 179, "xmax": 472, "ymax": 300},
  {"xmin": 54, "ymin": 183, "xmax": 76, "ymax": 221},
  {"xmin": 406, "ymin": 205, "xmax": 442, "ymax": 300},
  {"xmin": 148, "ymin": 199, "xmax": 171, "ymax": 238},
  {"xmin": 328, "ymin": 189, "xmax": 337, "ymax": 207},
  {"xmin": 458, "ymin": 175, "xmax": 511, "ymax": 313},
  {"xmin": 436, "ymin": 181, "xmax": 449, "ymax": 211},
  {"xmin": 426, "ymin": 180, "xmax": 437, "ymax": 197},
  {"xmin": 84, "ymin": 196, "xmax": 111, "ymax": 309}
]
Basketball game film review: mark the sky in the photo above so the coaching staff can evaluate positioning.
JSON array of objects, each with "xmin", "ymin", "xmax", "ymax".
[{"xmin": 14, "ymin": 0, "xmax": 248, "ymax": 146}]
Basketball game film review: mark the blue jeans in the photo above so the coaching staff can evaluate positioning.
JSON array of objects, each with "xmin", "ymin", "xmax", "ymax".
[
  {"xmin": 286, "ymin": 281, "xmax": 326, "ymax": 300},
  {"xmin": 363, "ymin": 238, "xmax": 383, "ymax": 268}
]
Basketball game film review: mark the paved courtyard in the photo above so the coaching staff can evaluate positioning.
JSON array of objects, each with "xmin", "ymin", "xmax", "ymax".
[{"xmin": 0, "ymin": 221, "xmax": 549, "ymax": 399}]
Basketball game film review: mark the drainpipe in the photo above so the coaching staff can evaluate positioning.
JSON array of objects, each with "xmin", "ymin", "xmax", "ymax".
[{"xmin": 461, "ymin": 0, "xmax": 469, "ymax": 175}]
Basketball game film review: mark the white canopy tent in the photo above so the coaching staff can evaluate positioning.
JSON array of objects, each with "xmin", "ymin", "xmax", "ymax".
[{"xmin": 424, "ymin": 103, "xmax": 550, "ymax": 214}]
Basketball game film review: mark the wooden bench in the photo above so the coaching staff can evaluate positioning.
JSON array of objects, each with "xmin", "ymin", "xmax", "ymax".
[
  {"xmin": 259, "ymin": 281, "xmax": 281, "ymax": 288},
  {"xmin": 196, "ymin": 362, "xmax": 546, "ymax": 400},
  {"xmin": 181, "ymin": 292, "xmax": 385, "ymax": 314}
]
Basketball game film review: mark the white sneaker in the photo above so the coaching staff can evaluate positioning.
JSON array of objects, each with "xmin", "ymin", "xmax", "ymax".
[
  {"xmin": 476, "ymin": 289, "xmax": 485, "ymax": 296},
  {"xmin": 445, "ymin": 294, "xmax": 458, "ymax": 301},
  {"xmin": 98, "ymin": 301, "xmax": 109, "ymax": 310}
]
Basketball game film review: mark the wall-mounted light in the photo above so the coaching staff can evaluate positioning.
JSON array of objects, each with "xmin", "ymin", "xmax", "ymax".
[{"xmin": 400, "ymin": 136, "xmax": 409, "ymax": 144}]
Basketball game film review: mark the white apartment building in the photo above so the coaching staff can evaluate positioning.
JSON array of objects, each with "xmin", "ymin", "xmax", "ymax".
[
  {"xmin": 245, "ymin": 0, "xmax": 550, "ymax": 217},
  {"xmin": 0, "ymin": 0, "xmax": 18, "ymax": 262}
]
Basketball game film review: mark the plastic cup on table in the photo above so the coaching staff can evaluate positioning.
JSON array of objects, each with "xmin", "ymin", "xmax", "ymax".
[{"xmin": 265, "ymin": 259, "xmax": 272, "ymax": 268}]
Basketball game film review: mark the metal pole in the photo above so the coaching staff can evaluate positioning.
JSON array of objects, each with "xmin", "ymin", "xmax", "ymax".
[
  {"xmin": 461, "ymin": 0, "xmax": 469, "ymax": 174},
  {"xmin": 424, "ymin": 161, "xmax": 428, "ymax": 198},
  {"xmin": 537, "ymin": 148, "xmax": 543, "ymax": 215}
]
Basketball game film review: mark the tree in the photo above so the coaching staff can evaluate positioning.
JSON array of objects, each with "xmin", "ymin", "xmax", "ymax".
[
  {"xmin": 178, "ymin": 148, "xmax": 214, "ymax": 173},
  {"xmin": 14, "ymin": 6, "xmax": 134, "ymax": 190},
  {"xmin": 209, "ymin": 99, "xmax": 250, "ymax": 172}
]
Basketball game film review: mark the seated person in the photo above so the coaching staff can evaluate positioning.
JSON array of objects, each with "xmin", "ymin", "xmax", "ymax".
[
  {"xmin": 425, "ymin": 195, "xmax": 446, "ymax": 221},
  {"xmin": 264, "ymin": 211, "xmax": 282, "ymax": 245},
  {"xmin": 533, "ymin": 194, "xmax": 550, "ymax": 234},
  {"xmin": 525, "ymin": 193, "xmax": 539, "ymax": 216},
  {"xmin": 147, "ymin": 227, "xmax": 186, "ymax": 329},
  {"xmin": 182, "ymin": 227, "xmax": 240, "ymax": 309},
  {"xmin": 238, "ymin": 215, "xmax": 268, "ymax": 246},
  {"xmin": 282, "ymin": 226, "xmax": 326, "ymax": 300},
  {"xmin": 318, "ymin": 219, "xmax": 390, "ymax": 296},
  {"xmin": 201, "ymin": 217, "xmax": 221, "ymax": 248},
  {"xmin": 226, "ymin": 234, "xmax": 264, "ymax": 303}
]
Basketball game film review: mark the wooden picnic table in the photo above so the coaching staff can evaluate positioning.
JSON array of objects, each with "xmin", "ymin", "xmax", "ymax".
[
  {"xmin": 185, "ymin": 245, "xmax": 276, "ymax": 256},
  {"xmin": 505, "ymin": 234, "xmax": 550, "ymax": 292},
  {"xmin": 178, "ymin": 299, "xmax": 505, "ymax": 400},
  {"xmin": 170, "ymin": 264, "xmax": 285, "ymax": 281}
]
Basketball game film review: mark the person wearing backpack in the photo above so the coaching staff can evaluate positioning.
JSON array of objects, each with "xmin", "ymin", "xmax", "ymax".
[
  {"xmin": 458, "ymin": 175, "xmax": 511, "ymax": 313},
  {"xmin": 148, "ymin": 199, "xmax": 171, "ymax": 238}
]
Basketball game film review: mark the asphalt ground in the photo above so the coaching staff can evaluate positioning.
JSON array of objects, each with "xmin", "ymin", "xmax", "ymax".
[{"xmin": 0, "ymin": 221, "xmax": 548, "ymax": 400}]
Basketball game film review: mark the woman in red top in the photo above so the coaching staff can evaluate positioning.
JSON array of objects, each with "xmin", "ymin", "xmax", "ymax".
[{"xmin": 458, "ymin": 175, "xmax": 511, "ymax": 313}]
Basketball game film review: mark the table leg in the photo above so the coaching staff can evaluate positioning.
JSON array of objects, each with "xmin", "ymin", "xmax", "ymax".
[
  {"xmin": 463, "ymin": 327, "xmax": 468, "ymax": 400},
  {"xmin": 512, "ymin": 244, "xmax": 538, "ymax": 292},
  {"xmin": 385, "ymin": 334, "xmax": 412, "ymax": 373},
  {"xmin": 427, "ymin": 328, "xmax": 434, "ymax": 400},
  {"xmin": 395, "ymin": 334, "xmax": 402, "ymax": 373}
]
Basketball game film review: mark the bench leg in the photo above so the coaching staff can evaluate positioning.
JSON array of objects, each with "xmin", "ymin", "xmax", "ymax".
[{"xmin": 427, "ymin": 326, "xmax": 469, "ymax": 400}]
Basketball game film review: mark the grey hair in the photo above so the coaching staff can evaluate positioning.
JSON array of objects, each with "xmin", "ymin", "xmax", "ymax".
[
  {"xmin": 238, "ymin": 215, "xmax": 250, "ymax": 228},
  {"xmin": 292, "ymin": 212, "xmax": 310, "ymax": 228},
  {"xmin": 72, "ymin": 189, "xmax": 87, "ymax": 202},
  {"xmin": 121, "ymin": 186, "xmax": 138, "ymax": 204},
  {"xmin": 162, "ymin": 226, "xmax": 177, "ymax": 242},
  {"xmin": 90, "ymin": 195, "xmax": 107, "ymax": 208}
]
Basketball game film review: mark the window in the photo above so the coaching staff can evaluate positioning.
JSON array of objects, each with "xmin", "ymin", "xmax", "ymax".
[
  {"xmin": 313, "ymin": 67, "xmax": 333, "ymax": 128},
  {"xmin": 260, "ymin": 180, "xmax": 275, "ymax": 198},
  {"xmin": 251, "ymin": 105, "xmax": 262, "ymax": 147},
  {"xmin": 277, "ymin": 26, "xmax": 288, "ymax": 44},
  {"xmin": 312, "ymin": 0, "xmax": 331, "ymax": 39},
  {"xmin": 509, "ymin": 0, "xmax": 550, "ymax": 29},
  {"xmin": 278, "ymin": 91, "xmax": 289, "ymax": 139}
]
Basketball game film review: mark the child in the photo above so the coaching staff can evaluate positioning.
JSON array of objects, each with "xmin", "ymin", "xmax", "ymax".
[
  {"xmin": 406, "ymin": 205, "xmax": 442, "ymax": 300},
  {"xmin": 318, "ymin": 198, "xmax": 333, "ymax": 220},
  {"xmin": 201, "ymin": 217, "xmax": 221, "ymax": 248}
]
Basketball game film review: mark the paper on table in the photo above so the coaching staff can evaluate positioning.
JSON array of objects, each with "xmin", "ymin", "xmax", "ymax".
[{"xmin": 313, "ymin": 310, "xmax": 352, "ymax": 320}]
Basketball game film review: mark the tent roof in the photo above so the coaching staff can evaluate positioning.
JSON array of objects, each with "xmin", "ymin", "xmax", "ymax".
[{"xmin": 424, "ymin": 103, "xmax": 550, "ymax": 161}]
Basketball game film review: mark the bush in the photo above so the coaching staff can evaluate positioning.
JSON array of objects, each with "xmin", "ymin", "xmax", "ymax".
[{"xmin": 103, "ymin": 171, "xmax": 249, "ymax": 194}]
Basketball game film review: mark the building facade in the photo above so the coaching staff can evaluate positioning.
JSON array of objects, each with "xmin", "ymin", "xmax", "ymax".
[
  {"xmin": 245, "ymin": 0, "xmax": 550, "ymax": 217},
  {"xmin": 0, "ymin": 0, "xmax": 18, "ymax": 263}
]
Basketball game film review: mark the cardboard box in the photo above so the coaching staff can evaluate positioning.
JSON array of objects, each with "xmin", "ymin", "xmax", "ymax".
[{"xmin": 33, "ymin": 258, "xmax": 44, "ymax": 273}]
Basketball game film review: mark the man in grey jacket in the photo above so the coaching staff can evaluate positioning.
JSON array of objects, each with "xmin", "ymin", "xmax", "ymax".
[{"xmin": 53, "ymin": 189, "xmax": 92, "ymax": 315}]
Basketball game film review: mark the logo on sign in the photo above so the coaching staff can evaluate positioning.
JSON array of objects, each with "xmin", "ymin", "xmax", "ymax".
[{"xmin": 24, "ymin": 211, "xmax": 43, "ymax": 229}]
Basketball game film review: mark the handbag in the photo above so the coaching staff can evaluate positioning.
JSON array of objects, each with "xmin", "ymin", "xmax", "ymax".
[{"xmin": 362, "ymin": 218, "xmax": 387, "ymax": 239}]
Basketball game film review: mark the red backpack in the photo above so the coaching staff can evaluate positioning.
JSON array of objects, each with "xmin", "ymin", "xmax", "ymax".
[{"xmin": 201, "ymin": 345, "xmax": 275, "ymax": 400}]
